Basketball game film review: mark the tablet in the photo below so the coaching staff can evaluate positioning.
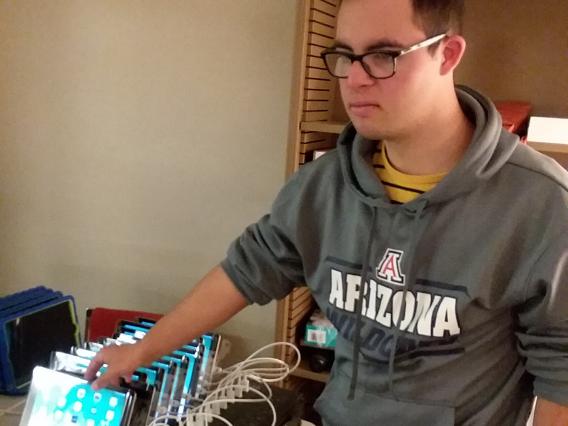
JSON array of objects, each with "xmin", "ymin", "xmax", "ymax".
[
  {"xmin": 19, "ymin": 366, "xmax": 135, "ymax": 426},
  {"xmin": 0, "ymin": 297, "xmax": 80, "ymax": 394}
]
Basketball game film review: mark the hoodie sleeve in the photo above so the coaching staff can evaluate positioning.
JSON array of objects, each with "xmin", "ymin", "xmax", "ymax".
[
  {"xmin": 516, "ymin": 233, "xmax": 568, "ymax": 405},
  {"xmin": 220, "ymin": 173, "xmax": 305, "ymax": 306}
]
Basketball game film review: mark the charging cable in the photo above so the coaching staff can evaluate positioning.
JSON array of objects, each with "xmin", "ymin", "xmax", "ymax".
[{"xmin": 148, "ymin": 341, "xmax": 300, "ymax": 426}]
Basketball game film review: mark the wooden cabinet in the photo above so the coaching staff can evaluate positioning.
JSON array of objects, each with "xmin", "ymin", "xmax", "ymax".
[
  {"xmin": 275, "ymin": 0, "xmax": 342, "ymax": 388},
  {"xmin": 275, "ymin": 0, "xmax": 568, "ymax": 389}
]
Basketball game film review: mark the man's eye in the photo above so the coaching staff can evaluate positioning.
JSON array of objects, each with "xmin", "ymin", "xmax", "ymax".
[
  {"xmin": 366, "ymin": 52, "xmax": 393, "ymax": 64},
  {"xmin": 369, "ymin": 52, "xmax": 392, "ymax": 59}
]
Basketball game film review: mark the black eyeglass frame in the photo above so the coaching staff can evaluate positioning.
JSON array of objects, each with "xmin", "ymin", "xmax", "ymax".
[{"xmin": 320, "ymin": 33, "xmax": 447, "ymax": 80}]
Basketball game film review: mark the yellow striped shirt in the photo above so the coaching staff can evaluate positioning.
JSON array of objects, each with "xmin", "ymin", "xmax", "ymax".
[{"xmin": 372, "ymin": 144, "xmax": 446, "ymax": 204}]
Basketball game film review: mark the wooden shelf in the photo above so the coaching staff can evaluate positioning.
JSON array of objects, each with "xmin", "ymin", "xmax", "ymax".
[
  {"xmin": 527, "ymin": 141, "xmax": 568, "ymax": 154},
  {"xmin": 298, "ymin": 122, "xmax": 568, "ymax": 154},
  {"xmin": 300, "ymin": 121, "xmax": 348, "ymax": 135},
  {"xmin": 290, "ymin": 359, "xmax": 330, "ymax": 383}
]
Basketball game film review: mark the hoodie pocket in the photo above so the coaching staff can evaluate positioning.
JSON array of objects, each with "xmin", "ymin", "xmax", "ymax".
[{"xmin": 314, "ymin": 369, "xmax": 455, "ymax": 426}]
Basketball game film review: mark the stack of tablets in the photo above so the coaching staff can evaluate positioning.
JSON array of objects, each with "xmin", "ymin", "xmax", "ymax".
[
  {"xmin": 0, "ymin": 286, "xmax": 81, "ymax": 396},
  {"xmin": 20, "ymin": 316, "xmax": 220, "ymax": 426}
]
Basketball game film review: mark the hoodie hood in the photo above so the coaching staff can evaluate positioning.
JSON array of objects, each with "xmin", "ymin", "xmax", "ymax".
[{"xmin": 338, "ymin": 85, "xmax": 519, "ymax": 210}]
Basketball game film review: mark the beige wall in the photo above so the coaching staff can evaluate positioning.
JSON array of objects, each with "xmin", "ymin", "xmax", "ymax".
[
  {"xmin": 0, "ymin": 1, "xmax": 298, "ymax": 361},
  {"xmin": 456, "ymin": 0, "xmax": 568, "ymax": 117}
]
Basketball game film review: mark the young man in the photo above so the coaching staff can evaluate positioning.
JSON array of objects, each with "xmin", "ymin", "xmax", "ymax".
[{"xmin": 87, "ymin": 0, "xmax": 568, "ymax": 424}]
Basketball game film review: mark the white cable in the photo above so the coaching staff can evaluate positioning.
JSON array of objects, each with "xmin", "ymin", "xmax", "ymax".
[
  {"xmin": 222, "ymin": 359, "xmax": 290, "ymax": 379},
  {"xmin": 205, "ymin": 380, "xmax": 265, "ymax": 412},
  {"xmin": 222, "ymin": 342, "xmax": 301, "ymax": 375},
  {"xmin": 198, "ymin": 382, "xmax": 271, "ymax": 410},
  {"xmin": 243, "ymin": 342, "xmax": 301, "ymax": 371},
  {"xmin": 147, "ymin": 414, "xmax": 181, "ymax": 426},
  {"xmin": 200, "ymin": 342, "xmax": 299, "ymax": 418},
  {"xmin": 245, "ymin": 375, "xmax": 273, "ymax": 399},
  {"xmin": 215, "ymin": 343, "xmax": 300, "ymax": 386},
  {"xmin": 148, "ymin": 412, "xmax": 233, "ymax": 426},
  {"xmin": 150, "ymin": 341, "xmax": 300, "ymax": 426},
  {"xmin": 190, "ymin": 386, "xmax": 276, "ymax": 426},
  {"xmin": 188, "ymin": 412, "xmax": 233, "ymax": 426},
  {"xmin": 220, "ymin": 352, "xmax": 298, "ymax": 384}
]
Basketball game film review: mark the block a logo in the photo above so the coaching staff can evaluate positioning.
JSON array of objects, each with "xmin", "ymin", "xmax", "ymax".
[{"xmin": 376, "ymin": 248, "xmax": 405, "ymax": 286}]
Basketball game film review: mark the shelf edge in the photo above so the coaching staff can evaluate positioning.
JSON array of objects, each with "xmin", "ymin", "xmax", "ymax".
[
  {"xmin": 290, "ymin": 363, "xmax": 329, "ymax": 383},
  {"xmin": 300, "ymin": 121, "xmax": 348, "ymax": 134}
]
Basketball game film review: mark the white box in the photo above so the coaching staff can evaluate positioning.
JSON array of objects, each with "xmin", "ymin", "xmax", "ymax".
[{"xmin": 527, "ymin": 117, "xmax": 568, "ymax": 154}]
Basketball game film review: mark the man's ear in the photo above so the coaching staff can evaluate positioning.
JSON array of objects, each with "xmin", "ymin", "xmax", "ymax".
[{"xmin": 439, "ymin": 35, "xmax": 467, "ymax": 75}]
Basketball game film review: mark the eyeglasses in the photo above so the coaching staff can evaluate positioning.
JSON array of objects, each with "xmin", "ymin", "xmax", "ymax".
[{"xmin": 320, "ymin": 33, "xmax": 447, "ymax": 80}]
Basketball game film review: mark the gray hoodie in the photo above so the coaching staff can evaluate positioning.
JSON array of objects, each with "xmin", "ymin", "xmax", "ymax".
[{"xmin": 221, "ymin": 86, "xmax": 568, "ymax": 425}]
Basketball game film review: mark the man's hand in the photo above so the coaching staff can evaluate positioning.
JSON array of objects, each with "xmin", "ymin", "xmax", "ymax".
[
  {"xmin": 85, "ymin": 343, "xmax": 148, "ymax": 390},
  {"xmin": 83, "ymin": 265, "xmax": 248, "ymax": 391}
]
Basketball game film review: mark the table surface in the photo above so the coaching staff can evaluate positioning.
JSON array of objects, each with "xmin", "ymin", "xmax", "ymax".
[
  {"xmin": 0, "ymin": 387, "xmax": 302, "ymax": 426},
  {"xmin": 0, "ymin": 392, "xmax": 534, "ymax": 426},
  {"xmin": 0, "ymin": 395, "xmax": 25, "ymax": 426}
]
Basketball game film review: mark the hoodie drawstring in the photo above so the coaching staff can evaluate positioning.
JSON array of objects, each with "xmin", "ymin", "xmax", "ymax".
[
  {"xmin": 387, "ymin": 199, "xmax": 428, "ymax": 399},
  {"xmin": 348, "ymin": 207, "xmax": 378, "ymax": 399},
  {"xmin": 348, "ymin": 199, "xmax": 428, "ymax": 401}
]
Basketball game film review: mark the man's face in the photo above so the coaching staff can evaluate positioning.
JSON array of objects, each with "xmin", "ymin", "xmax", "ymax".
[{"xmin": 336, "ymin": 0, "xmax": 444, "ymax": 140}]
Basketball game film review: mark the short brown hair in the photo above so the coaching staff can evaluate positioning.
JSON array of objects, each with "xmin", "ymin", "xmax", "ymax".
[{"xmin": 411, "ymin": 0, "xmax": 465, "ymax": 36}]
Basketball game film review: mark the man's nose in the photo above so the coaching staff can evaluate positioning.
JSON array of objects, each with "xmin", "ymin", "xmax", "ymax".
[{"xmin": 345, "ymin": 60, "xmax": 375, "ymax": 88}]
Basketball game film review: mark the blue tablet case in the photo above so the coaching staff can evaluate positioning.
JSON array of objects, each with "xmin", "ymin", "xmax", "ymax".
[{"xmin": 0, "ymin": 292, "xmax": 81, "ymax": 395}]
